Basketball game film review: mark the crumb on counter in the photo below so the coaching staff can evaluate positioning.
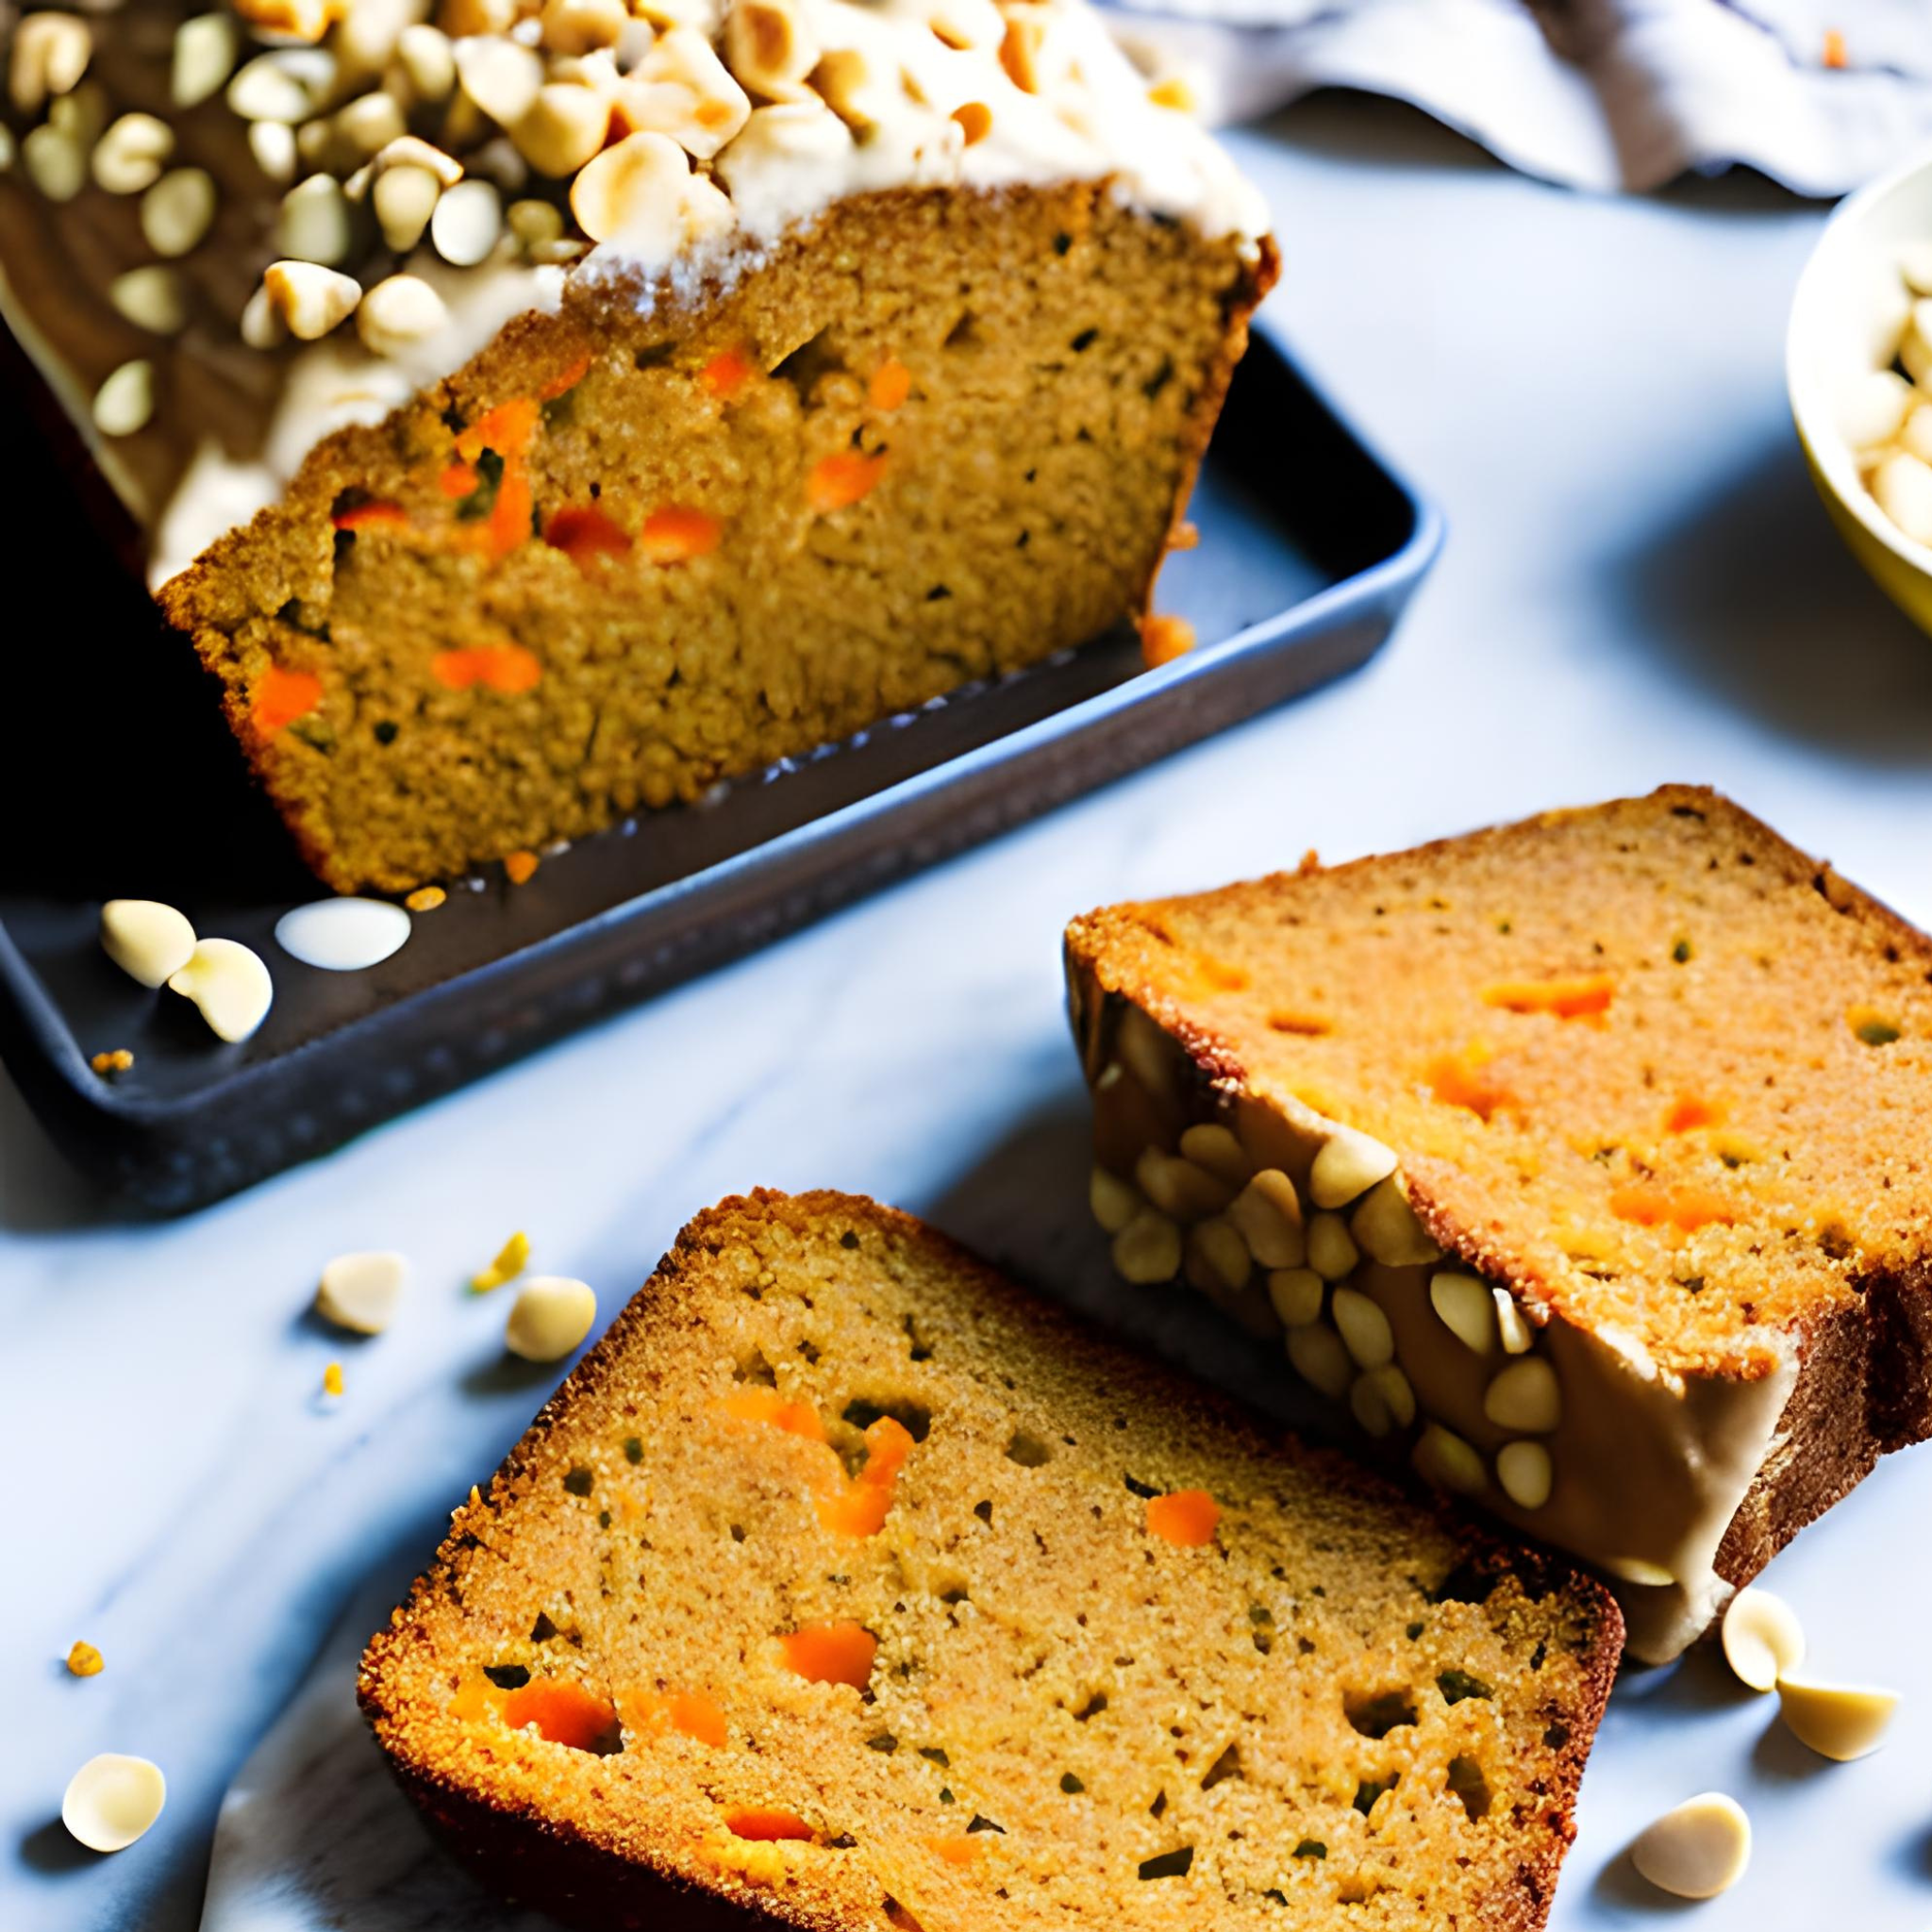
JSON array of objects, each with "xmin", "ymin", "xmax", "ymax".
[
  {"xmin": 66, "ymin": 1641, "xmax": 104, "ymax": 1677},
  {"xmin": 1138, "ymin": 612, "xmax": 1196, "ymax": 669},
  {"xmin": 90, "ymin": 1049, "xmax": 135, "ymax": 1077},
  {"xmin": 471, "ymin": 1230, "xmax": 531, "ymax": 1293},
  {"xmin": 504, "ymin": 851, "xmax": 540, "ymax": 886},
  {"xmin": 323, "ymin": 1361, "xmax": 344, "ymax": 1398},
  {"xmin": 405, "ymin": 886, "xmax": 446, "ymax": 912},
  {"xmin": 1823, "ymin": 27, "xmax": 1847, "ymax": 68}
]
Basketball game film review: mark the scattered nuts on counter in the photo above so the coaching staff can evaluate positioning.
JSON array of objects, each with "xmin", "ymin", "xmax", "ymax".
[
  {"xmin": 100, "ymin": 898, "xmax": 196, "ymax": 988},
  {"xmin": 505, "ymin": 1275, "xmax": 597, "ymax": 1361},
  {"xmin": 66, "ymin": 1640, "xmax": 104, "ymax": 1677},
  {"xmin": 167, "ymin": 937, "xmax": 274, "ymax": 1042},
  {"xmin": 1720, "ymin": 1586, "xmax": 1805, "ymax": 1693},
  {"xmin": 62, "ymin": 1753, "xmax": 166, "ymax": 1853},
  {"xmin": 315, "ymin": 1250, "xmax": 409, "ymax": 1334},
  {"xmin": 471, "ymin": 1229, "xmax": 530, "ymax": 1291},
  {"xmin": 1774, "ymin": 1674, "xmax": 1899, "ymax": 1761},
  {"xmin": 1629, "ymin": 1791, "xmax": 1751, "ymax": 1899}
]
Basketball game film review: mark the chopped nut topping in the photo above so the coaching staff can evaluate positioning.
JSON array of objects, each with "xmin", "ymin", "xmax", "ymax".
[
  {"xmin": 10, "ymin": 13, "xmax": 92, "ymax": 118},
  {"xmin": 263, "ymin": 259, "xmax": 362, "ymax": 339}
]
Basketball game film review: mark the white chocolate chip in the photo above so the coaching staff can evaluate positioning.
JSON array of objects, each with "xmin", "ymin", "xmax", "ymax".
[
  {"xmin": 1226, "ymin": 1169, "xmax": 1304, "ymax": 1269},
  {"xmin": 338, "ymin": 89, "xmax": 408, "ymax": 158},
  {"xmin": 1305, "ymin": 1211, "xmax": 1357, "ymax": 1282},
  {"xmin": 1630, "ymin": 1793, "xmax": 1750, "ymax": 1900},
  {"xmin": 505, "ymin": 1275, "xmax": 597, "ymax": 1360},
  {"xmin": 1411, "ymin": 1422, "xmax": 1485, "ymax": 1496},
  {"xmin": 109, "ymin": 267, "xmax": 187, "ymax": 337},
  {"xmin": 369, "ymin": 133, "xmax": 467, "ymax": 187},
  {"xmin": 275, "ymin": 174, "xmax": 354, "ymax": 266},
  {"xmin": 429, "ymin": 176, "xmax": 504, "ymax": 265},
  {"xmin": 250, "ymin": 119, "xmax": 298, "ymax": 183},
  {"xmin": 1874, "ymin": 450, "xmax": 1932, "ymax": 548},
  {"xmin": 10, "ymin": 12, "xmax": 92, "ymax": 117},
  {"xmin": 262, "ymin": 259, "xmax": 362, "ymax": 339},
  {"xmin": 227, "ymin": 52, "xmax": 314, "ymax": 123},
  {"xmin": 395, "ymin": 23, "xmax": 458, "ymax": 101},
  {"xmin": 1308, "ymin": 1124, "xmax": 1397, "ymax": 1208},
  {"xmin": 1111, "ymin": 1208, "xmax": 1180, "ymax": 1285},
  {"xmin": 1840, "ymin": 367, "xmax": 1913, "ymax": 450},
  {"xmin": 1365, "ymin": 1362, "xmax": 1415, "ymax": 1429},
  {"xmin": 456, "ymin": 34, "xmax": 546, "ymax": 125},
  {"xmin": 172, "ymin": 12, "xmax": 237, "ymax": 107},
  {"xmin": 1776, "ymin": 1675, "xmax": 1899, "ymax": 1760},
  {"xmin": 1483, "ymin": 1357, "xmax": 1560, "ymax": 1433},
  {"xmin": 1177, "ymin": 1122, "xmax": 1248, "ymax": 1188},
  {"xmin": 62, "ymin": 1754, "xmax": 165, "ymax": 1854},
  {"xmin": 101, "ymin": 899, "xmax": 196, "ymax": 988},
  {"xmin": 1330, "ymin": 1286, "xmax": 1393, "ymax": 1370},
  {"xmin": 512, "ymin": 79, "xmax": 611, "ymax": 175},
  {"xmin": 1495, "ymin": 1439, "xmax": 1552, "ymax": 1509},
  {"xmin": 1350, "ymin": 1176, "xmax": 1442, "ymax": 1267},
  {"xmin": 23, "ymin": 125, "xmax": 86, "ymax": 201},
  {"xmin": 1285, "ymin": 1321, "xmax": 1352, "ymax": 1401},
  {"xmin": 1133, "ymin": 1145, "xmax": 1232, "ymax": 1222},
  {"xmin": 168, "ymin": 938, "xmax": 274, "ymax": 1042},
  {"xmin": 316, "ymin": 1250, "xmax": 409, "ymax": 1334},
  {"xmin": 1428, "ymin": 1271, "xmax": 1495, "ymax": 1354},
  {"xmin": 92, "ymin": 360, "xmax": 155, "ymax": 438},
  {"xmin": 142, "ymin": 167, "xmax": 217, "ymax": 257},
  {"xmin": 1720, "ymin": 1587, "xmax": 1805, "ymax": 1693},
  {"xmin": 543, "ymin": 0, "xmax": 629, "ymax": 54},
  {"xmin": 1186, "ymin": 1217, "xmax": 1251, "ymax": 1295},
  {"xmin": 372, "ymin": 161, "xmax": 441, "ymax": 249},
  {"xmin": 1266, "ymin": 1267, "xmax": 1323, "ymax": 1328},
  {"xmin": 240, "ymin": 283, "xmax": 288, "ymax": 350},
  {"xmin": 569, "ymin": 125, "xmax": 688, "ymax": 245},
  {"xmin": 358, "ymin": 273, "xmax": 449, "ymax": 356},
  {"xmin": 92, "ymin": 112, "xmax": 174, "ymax": 194},
  {"xmin": 1492, "ymin": 1286, "xmax": 1532, "ymax": 1354},
  {"xmin": 1349, "ymin": 1372, "xmax": 1394, "ymax": 1440},
  {"xmin": 337, "ymin": 0, "xmax": 415, "ymax": 76}
]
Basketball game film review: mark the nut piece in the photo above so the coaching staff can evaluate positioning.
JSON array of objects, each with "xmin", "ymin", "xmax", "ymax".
[
  {"xmin": 569, "ymin": 126, "xmax": 690, "ymax": 245},
  {"xmin": 1330, "ymin": 1286, "xmax": 1393, "ymax": 1370},
  {"xmin": 1308, "ymin": 1124, "xmax": 1397, "ymax": 1208},
  {"xmin": 1428, "ymin": 1270, "xmax": 1495, "ymax": 1354},
  {"xmin": 1719, "ymin": 1586, "xmax": 1805, "ymax": 1694},
  {"xmin": 1089, "ymin": 1166, "xmax": 1139, "ymax": 1234},
  {"xmin": 397, "ymin": 23, "xmax": 458, "ymax": 101},
  {"xmin": 1186, "ymin": 1217, "xmax": 1251, "ymax": 1295},
  {"xmin": 275, "ymin": 174, "xmax": 354, "ymax": 265},
  {"xmin": 1111, "ymin": 1208, "xmax": 1180, "ymax": 1285},
  {"xmin": 63, "ymin": 1755, "xmax": 165, "ymax": 1853},
  {"xmin": 372, "ymin": 161, "xmax": 441, "ymax": 250},
  {"xmin": 173, "ymin": 12, "xmax": 238, "ymax": 106},
  {"xmin": 429, "ymin": 177, "xmax": 504, "ymax": 265},
  {"xmin": 505, "ymin": 1274, "xmax": 598, "ymax": 1360},
  {"xmin": 725, "ymin": 0, "xmax": 819, "ymax": 101},
  {"xmin": 1602, "ymin": 1555, "xmax": 1675, "ymax": 1588},
  {"xmin": 1226, "ymin": 1169, "xmax": 1304, "ymax": 1268},
  {"xmin": 11, "ymin": 13, "xmax": 92, "ymax": 117},
  {"xmin": 1350, "ymin": 1176, "xmax": 1442, "ymax": 1267},
  {"xmin": 1840, "ymin": 368, "xmax": 1913, "ymax": 450},
  {"xmin": 456, "ymin": 34, "xmax": 545, "ymax": 125},
  {"xmin": 1775, "ymin": 1675, "xmax": 1899, "ymax": 1761},
  {"xmin": 142, "ymin": 167, "xmax": 218, "ymax": 258},
  {"xmin": 109, "ymin": 265, "xmax": 189, "ymax": 336},
  {"xmin": 92, "ymin": 361, "xmax": 156, "ymax": 438},
  {"xmin": 1266, "ymin": 1267, "xmax": 1324, "ymax": 1328},
  {"xmin": 101, "ymin": 899, "xmax": 196, "ymax": 987},
  {"xmin": 316, "ymin": 1250, "xmax": 410, "ymax": 1334},
  {"xmin": 1629, "ymin": 1792, "xmax": 1750, "ymax": 1900},
  {"xmin": 250, "ymin": 120, "xmax": 298, "ymax": 183},
  {"xmin": 357, "ymin": 272, "xmax": 449, "ymax": 355},
  {"xmin": 1483, "ymin": 1357, "xmax": 1560, "ymax": 1433},
  {"xmin": 167, "ymin": 938, "xmax": 274, "ymax": 1042},
  {"xmin": 23, "ymin": 125, "xmax": 87, "ymax": 201},
  {"xmin": 263, "ymin": 259, "xmax": 362, "ymax": 339},
  {"xmin": 512, "ymin": 79, "xmax": 611, "ymax": 176},
  {"xmin": 1349, "ymin": 1372, "xmax": 1394, "ymax": 1439},
  {"xmin": 1495, "ymin": 1439, "xmax": 1553, "ymax": 1509},
  {"xmin": 1364, "ymin": 1361, "xmax": 1416, "ymax": 1429},
  {"xmin": 1177, "ymin": 1122, "xmax": 1248, "ymax": 1187},
  {"xmin": 1285, "ymin": 1321, "xmax": 1352, "ymax": 1400},
  {"xmin": 1492, "ymin": 1287, "xmax": 1533, "ymax": 1354},
  {"xmin": 1134, "ymin": 1145, "xmax": 1233, "ymax": 1222},
  {"xmin": 1411, "ymin": 1422, "xmax": 1485, "ymax": 1496},
  {"xmin": 92, "ymin": 113, "xmax": 174, "ymax": 194},
  {"xmin": 227, "ymin": 52, "xmax": 318, "ymax": 123},
  {"xmin": 1305, "ymin": 1210, "xmax": 1357, "ymax": 1281},
  {"xmin": 67, "ymin": 1640, "xmax": 105, "ymax": 1676},
  {"xmin": 542, "ymin": 0, "xmax": 629, "ymax": 54}
]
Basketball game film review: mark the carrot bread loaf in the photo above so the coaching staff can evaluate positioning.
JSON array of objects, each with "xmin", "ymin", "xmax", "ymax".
[
  {"xmin": 1065, "ymin": 786, "xmax": 1932, "ymax": 1663},
  {"xmin": 361, "ymin": 1191, "xmax": 1621, "ymax": 1930},
  {"xmin": 0, "ymin": 0, "xmax": 1274, "ymax": 892}
]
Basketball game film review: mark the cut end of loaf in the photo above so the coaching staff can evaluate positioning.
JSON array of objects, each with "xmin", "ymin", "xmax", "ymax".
[{"xmin": 360, "ymin": 1189, "xmax": 1619, "ymax": 1932}]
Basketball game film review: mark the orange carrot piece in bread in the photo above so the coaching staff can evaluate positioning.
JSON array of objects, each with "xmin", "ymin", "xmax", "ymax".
[
  {"xmin": 724, "ymin": 1807, "xmax": 814, "ymax": 1841},
  {"xmin": 926, "ymin": 1836, "xmax": 983, "ymax": 1866},
  {"xmin": 622, "ymin": 1689, "xmax": 728, "ymax": 1747},
  {"xmin": 1609, "ymin": 1183, "xmax": 1737, "ymax": 1232},
  {"xmin": 699, "ymin": 349, "xmax": 754, "ymax": 400},
  {"xmin": 501, "ymin": 1680, "xmax": 617, "ymax": 1749},
  {"xmin": 807, "ymin": 451, "xmax": 888, "ymax": 514},
  {"xmin": 254, "ymin": 665, "xmax": 323, "ymax": 733},
  {"xmin": 332, "ymin": 500, "xmax": 409, "ymax": 531},
  {"xmin": 723, "ymin": 1388, "xmax": 826, "ymax": 1441},
  {"xmin": 1427, "ymin": 1048, "xmax": 1518, "ymax": 1121},
  {"xmin": 545, "ymin": 505, "xmax": 632, "ymax": 568},
  {"xmin": 440, "ymin": 461, "xmax": 479, "ymax": 498},
  {"xmin": 814, "ymin": 1414, "xmax": 915, "ymax": 1536},
  {"xmin": 640, "ymin": 506, "xmax": 723, "ymax": 564},
  {"xmin": 1482, "ymin": 974, "xmax": 1616, "ymax": 1020},
  {"xmin": 456, "ymin": 396, "xmax": 541, "ymax": 462},
  {"xmin": 1146, "ymin": 1489, "xmax": 1219, "ymax": 1546},
  {"xmin": 869, "ymin": 358, "xmax": 912, "ymax": 411},
  {"xmin": 779, "ymin": 1621, "xmax": 875, "ymax": 1688},
  {"xmin": 539, "ymin": 355, "xmax": 592, "ymax": 401},
  {"xmin": 431, "ymin": 644, "xmax": 542, "ymax": 694},
  {"xmin": 1666, "ymin": 1095, "xmax": 1724, "ymax": 1134}
]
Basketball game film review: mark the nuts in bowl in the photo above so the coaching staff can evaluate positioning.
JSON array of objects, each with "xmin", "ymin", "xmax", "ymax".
[{"xmin": 1788, "ymin": 149, "xmax": 1932, "ymax": 632}]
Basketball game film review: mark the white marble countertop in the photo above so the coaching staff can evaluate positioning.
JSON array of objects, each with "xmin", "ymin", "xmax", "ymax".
[{"xmin": 10, "ymin": 94, "xmax": 1932, "ymax": 1932}]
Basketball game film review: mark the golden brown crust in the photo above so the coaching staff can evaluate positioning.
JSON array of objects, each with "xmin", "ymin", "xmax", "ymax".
[{"xmin": 360, "ymin": 1189, "xmax": 1618, "ymax": 1932}]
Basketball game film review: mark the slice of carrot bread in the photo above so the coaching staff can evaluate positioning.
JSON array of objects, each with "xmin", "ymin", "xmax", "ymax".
[
  {"xmin": 360, "ymin": 1190, "xmax": 1620, "ymax": 1931},
  {"xmin": 1064, "ymin": 785, "xmax": 1932, "ymax": 1662}
]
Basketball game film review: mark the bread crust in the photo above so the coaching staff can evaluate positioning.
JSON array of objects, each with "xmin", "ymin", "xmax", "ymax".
[{"xmin": 360, "ymin": 1189, "xmax": 1619, "ymax": 1932}]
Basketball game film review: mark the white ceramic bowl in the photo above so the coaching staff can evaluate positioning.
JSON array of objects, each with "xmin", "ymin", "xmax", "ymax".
[{"xmin": 1788, "ymin": 147, "xmax": 1932, "ymax": 632}]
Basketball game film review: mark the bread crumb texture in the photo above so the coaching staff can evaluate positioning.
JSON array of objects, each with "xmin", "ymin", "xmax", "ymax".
[
  {"xmin": 1066, "ymin": 788, "xmax": 1932, "ymax": 1377},
  {"xmin": 166, "ymin": 184, "xmax": 1268, "ymax": 892},
  {"xmin": 361, "ymin": 1190, "xmax": 1617, "ymax": 1932}
]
